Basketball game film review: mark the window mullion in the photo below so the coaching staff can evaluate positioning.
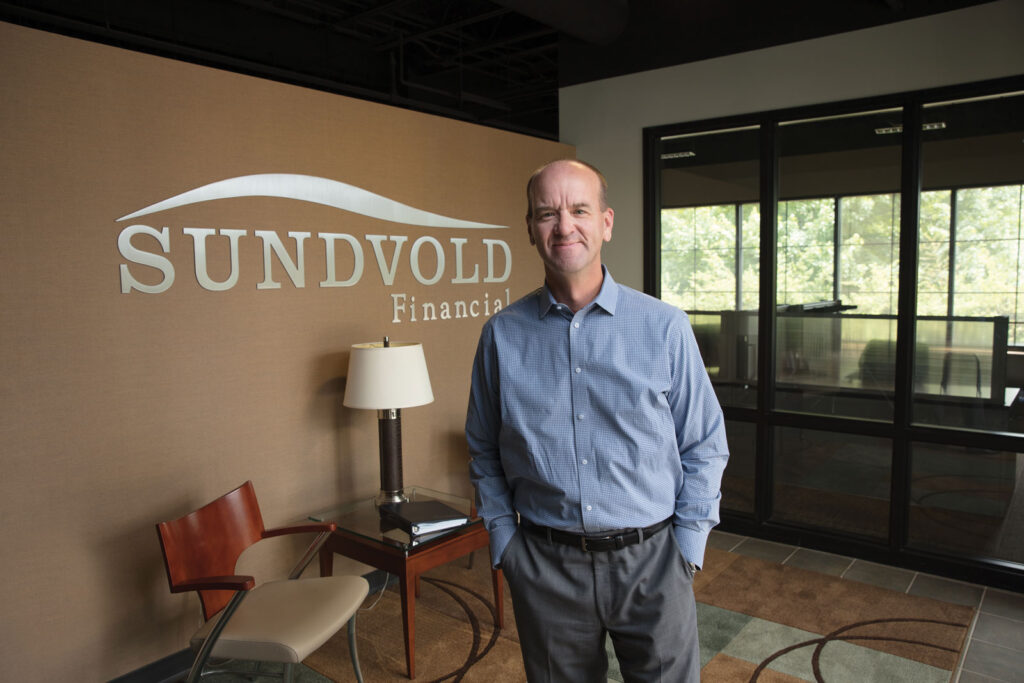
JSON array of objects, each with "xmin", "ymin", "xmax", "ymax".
[
  {"xmin": 947, "ymin": 190, "xmax": 957, "ymax": 322},
  {"xmin": 834, "ymin": 197, "xmax": 842, "ymax": 302},
  {"xmin": 735, "ymin": 203, "xmax": 743, "ymax": 310}
]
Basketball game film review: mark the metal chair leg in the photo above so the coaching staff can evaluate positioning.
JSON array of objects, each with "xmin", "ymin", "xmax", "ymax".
[
  {"xmin": 348, "ymin": 615, "xmax": 364, "ymax": 683},
  {"xmin": 185, "ymin": 591, "xmax": 249, "ymax": 683},
  {"xmin": 282, "ymin": 662, "xmax": 295, "ymax": 683}
]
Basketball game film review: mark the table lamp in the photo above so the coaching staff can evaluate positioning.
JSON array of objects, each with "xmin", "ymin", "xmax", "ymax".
[{"xmin": 343, "ymin": 337, "xmax": 433, "ymax": 505}]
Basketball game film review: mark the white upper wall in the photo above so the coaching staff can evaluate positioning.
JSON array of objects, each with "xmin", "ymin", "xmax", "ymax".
[{"xmin": 559, "ymin": 0, "xmax": 1024, "ymax": 289}]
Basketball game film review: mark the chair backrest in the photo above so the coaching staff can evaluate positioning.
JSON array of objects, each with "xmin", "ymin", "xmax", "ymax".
[
  {"xmin": 941, "ymin": 350, "xmax": 982, "ymax": 397},
  {"xmin": 157, "ymin": 481, "xmax": 267, "ymax": 620}
]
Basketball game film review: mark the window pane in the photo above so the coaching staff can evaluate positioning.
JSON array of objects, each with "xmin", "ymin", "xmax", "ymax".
[
  {"xmin": 839, "ymin": 194, "xmax": 899, "ymax": 315},
  {"xmin": 721, "ymin": 419, "xmax": 755, "ymax": 515},
  {"xmin": 841, "ymin": 193, "xmax": 900, "ymax": 244},
  {"xmin": 957, "ymin": 185, "xmax": 1023, "ymax": 241},
  {"xmin": 662, "ymin": 207, "xmax": 695, "ymax": 250},
  {"xmin": 780, "ymin": 198, "xmax": 835, "ymax": 245},
  {"xmin": 661, "ymin": 207, "xmax": 697, "ymax": 311},
  {"xmin": 741, "ymin": 202, "xmax": 761, "ymax": 310},
  {"xmin": 953, "ymin": 289, "xmax": 1016, "ymax": 318},
  {"xmin": 773, "ymin": 426, "xmax": 890, "ymax": 539},
  {"xmin": 909, "ymin": 444, "xmax": 1023, "ymax": 565},
  {"xmin": 915, "ymin": 318, "xmax": 1002, "ymax": 405},
  {"xmin": 741, "ymin": 203, "xmax": 761, "ymax": 250},
  {"xmin": 778, "ymin": 198, "xmax": 835, "ymax": 306},
  {"xmin": 915, "ymin": 92, "xmax": 1024, "ymax": 431},
  {"xmin": 693, "ymin": 246, "xmax": 737, "ymax": 309},
  {"xmin": 697, "ymin": 204, "xmax": 738, "ymax": 248},
  {"xmin": 776, "ymin": 109, "xmax": 902, "ymax": 420},
  {"xmin": 918, "ymin": 190, "xmax": 953, "ymax": 316},
  {"xmin": 661, "ymin": 206, "xmax": 741, "ymax": 311},
  {"xmin": 779, "ymin": 239, "xmax": 833, "ymax": 303},
  {"xmin": 955, "ymin": 240, "xmax": 1018, "ymax": 306},
  {"xmin": 658, "ymin": 126, "xmax": 760, "ymax": 408}
]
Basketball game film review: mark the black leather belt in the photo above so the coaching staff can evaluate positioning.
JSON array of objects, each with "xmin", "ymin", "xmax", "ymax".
[{"xmin": 524, "ymin": 517, "xmax": 672, "ymax": 552}]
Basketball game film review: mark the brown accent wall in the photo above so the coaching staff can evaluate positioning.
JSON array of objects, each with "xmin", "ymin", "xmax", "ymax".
[{"xmin": 0, "ymin": 22, "xmax": 571, "ymax": 680}]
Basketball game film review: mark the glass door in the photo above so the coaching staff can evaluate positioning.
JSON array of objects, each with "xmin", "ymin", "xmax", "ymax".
[{"xmin": 654, "ymin": 125, "xmax": 760, "ymax": 514}]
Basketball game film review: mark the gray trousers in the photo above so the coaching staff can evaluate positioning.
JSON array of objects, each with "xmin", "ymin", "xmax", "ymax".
[{"xmin": 500, "ymin": 525, "xmax": 700, "ymax": 683}]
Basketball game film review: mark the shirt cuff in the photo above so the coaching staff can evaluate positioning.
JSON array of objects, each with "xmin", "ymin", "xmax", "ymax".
[
  {"xmin": 487, "ymin": 521, "xmax": 518, "ymax": 568},
  {"xmin": 672, "ymin": 524, "xmax": 709, "ymax": 569}
]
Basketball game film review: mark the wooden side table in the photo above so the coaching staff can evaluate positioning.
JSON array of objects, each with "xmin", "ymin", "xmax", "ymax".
[{"xmin": 310, "ymin": 487, "xmax": 504, "ymax": 679}]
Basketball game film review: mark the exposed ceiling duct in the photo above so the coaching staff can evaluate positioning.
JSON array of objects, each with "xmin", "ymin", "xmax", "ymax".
[{"xmin": 0, "ymin": 0, "xmax": 992, "ymax": 140}]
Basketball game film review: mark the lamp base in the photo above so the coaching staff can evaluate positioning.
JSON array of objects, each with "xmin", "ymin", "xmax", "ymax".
[
  {"xmin": 375, "ymin": 489, "xmax": 409, "ymax": 506},
  {"xmin": 376, "ymin": 409, "xmax": 406, "ymax": 507}
]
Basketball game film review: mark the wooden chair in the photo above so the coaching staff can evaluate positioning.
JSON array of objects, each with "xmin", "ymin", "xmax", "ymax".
[{"xmin": 156, "ymin": 481, "xmax": 369, "ymax": 683}]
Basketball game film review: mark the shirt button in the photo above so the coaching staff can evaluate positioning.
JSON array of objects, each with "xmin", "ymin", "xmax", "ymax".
[
  {"xmin": 586, "ymin": 505, "xmax": 593, "ymax": 511},
  {"xmin": 577, "ymin": 414, "xmax": 584, "ymax": 420},
  {"xmin": 575, "ymin": 367, "xmax": 581, "ymax": 373},
  {"xmin": 573, "ymin": 322, "xmax": 580, "ymax": 329},
  {"xmin": 581, "ymin": 459, "xmax": 588, "ymax": 465}
]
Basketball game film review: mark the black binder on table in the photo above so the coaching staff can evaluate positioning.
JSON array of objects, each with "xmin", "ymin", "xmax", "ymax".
[{"xmin": 378, "ymin": 500, "xmax": 469, "ymax": 536}]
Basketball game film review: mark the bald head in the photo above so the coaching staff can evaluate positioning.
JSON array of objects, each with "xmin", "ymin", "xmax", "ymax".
[{"xmin": 526, "ymin": 159, "xmax": 609, "ymax": 220}]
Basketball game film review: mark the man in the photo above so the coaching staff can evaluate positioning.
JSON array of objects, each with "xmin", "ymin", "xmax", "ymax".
[{"xmin": 466, "ymin": 159, "xmax": 729, "ymax": 682}]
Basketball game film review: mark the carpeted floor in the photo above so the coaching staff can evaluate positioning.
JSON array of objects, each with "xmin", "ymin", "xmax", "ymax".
[{"xmin": 300, "ymin": 543, "xmax": 974, "ymax": 682}]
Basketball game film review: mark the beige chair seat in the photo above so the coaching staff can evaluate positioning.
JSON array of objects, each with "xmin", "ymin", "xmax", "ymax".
[
  {"xmin": 191, "ymin": 575, "xmax": 369, "ymax": 663},
  {"xmin": 157, "ymin": 482, "xmax": 368, "ymax": 682}
]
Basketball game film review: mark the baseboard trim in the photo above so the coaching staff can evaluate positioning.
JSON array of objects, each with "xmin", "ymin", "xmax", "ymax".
[{"xmin": 108, "ymin": 648, "xmax": 191, "ymax": 683}]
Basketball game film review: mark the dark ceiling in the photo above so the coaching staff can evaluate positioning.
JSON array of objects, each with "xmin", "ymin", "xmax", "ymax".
[{"xmin": 0, "ymin": 0, "xmax": 994, "ymax": 140}]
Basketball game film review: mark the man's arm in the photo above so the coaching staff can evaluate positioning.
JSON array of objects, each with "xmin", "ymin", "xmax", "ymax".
[
  {"xmin": 465, "ymin": 324, "xmax": 518, "ymax": 567},
  {"xmin": 669, "ymin": 318, "xmax": 730, "ymax": 569}
]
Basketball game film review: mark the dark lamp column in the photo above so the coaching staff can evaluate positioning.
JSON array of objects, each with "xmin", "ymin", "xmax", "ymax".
[{"xmin": 343, "ymin": 338, "xmax": 433, "ymax": 505}]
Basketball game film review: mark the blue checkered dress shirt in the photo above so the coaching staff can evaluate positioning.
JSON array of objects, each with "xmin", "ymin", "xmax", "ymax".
[{"xmin": 466, "ymin": 268, "xmax": 729, "ymax": 569}]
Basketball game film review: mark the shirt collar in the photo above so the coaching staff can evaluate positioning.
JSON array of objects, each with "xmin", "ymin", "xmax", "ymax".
[{"xmin": 537, "ymin": 266, "xmax": 619, "ymax": 318}]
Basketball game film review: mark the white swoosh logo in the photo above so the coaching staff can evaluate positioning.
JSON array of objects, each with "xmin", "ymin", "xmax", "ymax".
[{"xmin": 117, "ymin": 173, "xmax": 506, "ymax": 228}]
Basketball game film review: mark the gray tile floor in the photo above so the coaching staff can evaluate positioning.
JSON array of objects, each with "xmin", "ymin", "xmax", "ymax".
[{"xmin": 708, "ymin": 531, "xmax": 1024, "ymax": 682}]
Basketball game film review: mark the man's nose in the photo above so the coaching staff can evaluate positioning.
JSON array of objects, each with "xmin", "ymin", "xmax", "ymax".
[{"xmin": 554, "ymin": 209, "xmax": 573, "ymax": 232}]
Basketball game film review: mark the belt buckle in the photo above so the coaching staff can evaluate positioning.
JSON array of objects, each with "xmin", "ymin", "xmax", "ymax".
[{"xmin": 580, "ymin": 534, "xmax": 618, "ymax": 552}]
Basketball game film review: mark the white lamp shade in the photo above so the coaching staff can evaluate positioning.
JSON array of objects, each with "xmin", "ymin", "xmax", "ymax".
[{"xmin": 343, "ymin": 341, "xmax": 434, "ymax": 409}]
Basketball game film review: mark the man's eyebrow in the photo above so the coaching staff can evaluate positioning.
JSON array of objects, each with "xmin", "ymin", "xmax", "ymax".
[{"xmin": 535, "ymin": 201, "xmax": 592, "ymax": 211}]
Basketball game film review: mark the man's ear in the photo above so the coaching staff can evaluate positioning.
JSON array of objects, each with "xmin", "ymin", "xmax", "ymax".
[
  {"xmin": 526, "ymin": 217, "xmax": 536, "ymax": 245},
  {"xmin": 602, "ymin": 207, "xmax": 614, "ymax": 242}
]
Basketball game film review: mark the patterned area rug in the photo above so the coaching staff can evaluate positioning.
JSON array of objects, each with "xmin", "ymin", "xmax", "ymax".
[
  {"xmin": 303, "ymin": 546, "xmax": 974, "ymax": 682},
  {"xmin": 695, "ymin": 550, "xmax": 972, "ymax": 682}
]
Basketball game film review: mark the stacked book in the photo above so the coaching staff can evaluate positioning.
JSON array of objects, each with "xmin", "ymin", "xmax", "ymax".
[{"xmin": 379, "ymin": 500, "xmax": 469, "ymax": 537}]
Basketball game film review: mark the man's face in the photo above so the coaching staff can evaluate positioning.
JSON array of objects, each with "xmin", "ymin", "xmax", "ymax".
[{"xmin": 526, "ymin": 162, "xmax": 614, "ymax": 281}]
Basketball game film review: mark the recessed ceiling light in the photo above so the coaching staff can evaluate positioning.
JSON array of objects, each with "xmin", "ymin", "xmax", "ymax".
[
  {"xmin": 874, "ymin": 122, "xmax": 947, "ymax": 135},
  {"xmin": 661, "ymin": 151, "xmax": 696, "ymax": 159}
]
